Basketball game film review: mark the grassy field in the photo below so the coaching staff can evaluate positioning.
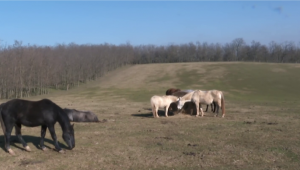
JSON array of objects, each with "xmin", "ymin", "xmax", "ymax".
[{"xmin": 0, "ymin": 62, "xmax": 300, "ymax": 170}]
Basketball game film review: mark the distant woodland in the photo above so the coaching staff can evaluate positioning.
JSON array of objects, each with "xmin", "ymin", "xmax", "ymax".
[{"xmin": 0, "ymin": 38, "xmax": 299, "ymax": 99}]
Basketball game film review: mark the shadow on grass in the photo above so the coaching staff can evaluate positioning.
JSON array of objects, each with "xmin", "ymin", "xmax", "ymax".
[
  {"xmin": 132, "ymin": 108, "xmax": 176, "ymax": 118},
  {"xmin": 0, "ymin": 135, "xmax": 69, "ymax": 153}
]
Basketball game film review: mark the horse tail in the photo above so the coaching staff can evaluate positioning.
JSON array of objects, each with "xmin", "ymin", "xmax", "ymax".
[
  {"xmin": 0, "ymin": 104, "xmax": 6, "ymax": 135},
  {"xmin": 221, "ymin": 93, "xmax": 225, "ymax": 117}
]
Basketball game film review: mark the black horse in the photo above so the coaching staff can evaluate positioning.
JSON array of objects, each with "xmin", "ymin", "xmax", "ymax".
[{"xmin": 0, "ymin": 99, "xmax": 75, "ymax": 155}]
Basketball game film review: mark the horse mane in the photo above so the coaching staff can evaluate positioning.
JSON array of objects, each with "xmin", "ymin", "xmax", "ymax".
[{"xmin": 41, "ymin": 100, "xmax": 73, "ymax": 131}]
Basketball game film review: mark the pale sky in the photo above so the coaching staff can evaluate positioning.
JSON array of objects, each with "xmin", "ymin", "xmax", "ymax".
[{"xmin": 1, "ymin": 1, "xmax": 299, "ymax": 46}]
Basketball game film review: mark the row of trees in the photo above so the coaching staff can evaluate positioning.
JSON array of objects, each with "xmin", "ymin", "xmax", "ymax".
[
  {"xmin": 134, "ymin": 38, "xmax": 300, "ymax": 63},
  {"xmin": 0, "ymin": 41, "xmax": 134, "ymax": 99},
  {"xmin": 0, "ymin": 38, "xmax": 299, "ymax": 99}
]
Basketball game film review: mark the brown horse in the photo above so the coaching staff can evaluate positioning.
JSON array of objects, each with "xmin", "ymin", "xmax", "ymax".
[
  {"xmin": 165, "ymin": 88, "xmax": 181, "ymax": 95},
  {"xmin": 191, "ymin": 90, "xmax": 225, "ymax": 117},
  {"xmin": 150, "ymin": 95, "xmax": 179, "ymax": 118}
]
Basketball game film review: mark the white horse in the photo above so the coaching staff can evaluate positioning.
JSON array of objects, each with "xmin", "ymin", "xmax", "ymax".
[
  {"xmin": 191, "ymin": 90, "xmax": 225, "ymax": 117},
  {"xmin": 177, "ymin": 91, "xmax": 195, "ymax": 110},
  {"xmin": 177, "ymin": 91, "xmax": 215, "ymax": 113},
  {"xmin": 150, "ymin": 95, "xmax": 179, "ymax": 118}
]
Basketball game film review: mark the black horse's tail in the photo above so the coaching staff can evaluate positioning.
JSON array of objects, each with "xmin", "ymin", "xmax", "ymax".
[{"xmin": 0, "ymin": 104, "xmax": 6, "ymax": 135}]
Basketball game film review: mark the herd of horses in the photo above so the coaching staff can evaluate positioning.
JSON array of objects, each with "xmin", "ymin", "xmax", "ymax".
[
  {"xmin": 0, "ymin": 87, "xmax": 225, "ymax": 155},
  {"xmin": 151, "ymin": 88, "xmax": 225, "ymax": 118}
]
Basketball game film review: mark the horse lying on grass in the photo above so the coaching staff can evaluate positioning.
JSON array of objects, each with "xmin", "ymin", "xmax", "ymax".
[
  {"xmin": 63, "ymin": 108, "xmax": 99, "ymax": 122},
  {"xmin": 0, "ymin": 99, "xmax": 75, "ymax": 155},
  {"xmin": 150, "ymin": 95, "xmax": 179, "ymax": 118},
  {"xmin": 191, "ymin": 90, "xmax": 225, "ymax": 117}
]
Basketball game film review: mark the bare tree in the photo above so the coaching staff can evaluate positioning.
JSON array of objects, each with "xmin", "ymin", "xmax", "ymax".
[{"xmin": 232, "ymin": 38, "xmax": 245, "ymax": 61}]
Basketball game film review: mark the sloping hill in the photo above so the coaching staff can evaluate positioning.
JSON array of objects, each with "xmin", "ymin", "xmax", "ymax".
[
  {"xmin": 0, "ymin": 62, "xmax": 300, "ymax": 170},
  {"xmin": 47, "ymin": 62, "xmax": 300, "ymax": 104}
]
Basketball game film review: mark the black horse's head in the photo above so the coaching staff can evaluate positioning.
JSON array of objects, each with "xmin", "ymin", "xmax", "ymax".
[{"xmin": 63, "ymin": 124, "xmax": 75, "ymax": 149}]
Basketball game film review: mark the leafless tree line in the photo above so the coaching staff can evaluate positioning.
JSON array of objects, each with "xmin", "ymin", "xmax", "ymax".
[
  {"xmin": 0, "ymin": 38, "xmax": 299, "ymax": 99},
  {"xmin": 0, "ymin": 41, "xmax": 134, "ymax": 99},
  {"xmin": 134, "ymin": 38, "xmax": 300, "ymax": 63}
]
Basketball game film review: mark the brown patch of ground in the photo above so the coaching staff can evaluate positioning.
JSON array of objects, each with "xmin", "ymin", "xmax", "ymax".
[{"xmin": 271, "ymin": 68, "xmax": 286, "ymax": 72}]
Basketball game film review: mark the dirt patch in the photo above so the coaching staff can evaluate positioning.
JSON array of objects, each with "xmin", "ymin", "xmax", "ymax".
[
  {"xmin": 271, "ymin": 68, "xmax": 286, "ymax": 72},
  {"xmin": 19, "ymin": 160, "xmax": 44, "ymax": 166}
]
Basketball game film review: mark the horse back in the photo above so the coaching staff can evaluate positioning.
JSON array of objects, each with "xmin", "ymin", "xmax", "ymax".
[
  {"xmin": 192, "ymin": 90, "xmax": 213, "ymax": 104},
  {"xmin": 172, "ymin": 91, "xmax": 188, "ymax": 97},
  {"xmin": 209, "ymin": 90, "xmax": 223, "ymax": 101},
  {"xmin": 1, "ymin": 99, "xmax": 64, "ymax": 127},
  {"xmin": 64, "ymin": 108, "xmax": 99, "ymax": 122},
  {"xmin": 151, "ymin": 95, "xmax": 177, "ymax": 108},
  {"xmin": 166, "ymin": 88, "xmax": 181, "ymax": 95}
]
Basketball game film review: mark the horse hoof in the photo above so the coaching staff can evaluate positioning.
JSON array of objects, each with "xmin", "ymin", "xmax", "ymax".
[
  {"xmin": 42, "ymin": 147, "xmax": 48, "ymax": 151},
  {"xmin": 8, "ymin": 149, "xmax": 15, "ymax": 155},
  {"xmin": 25, "ymin": 146, "xmax": 31, "ymax": 152},
  {"xmin": 59, "ymin": 150, "xmax": 65, "ymax": 154}
]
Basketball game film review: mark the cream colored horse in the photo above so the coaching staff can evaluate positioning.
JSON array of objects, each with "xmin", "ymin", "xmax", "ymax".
[
  {"xmin": 177, "ymin": 91, "xmax": 195, "ymax": 109},
  {"xmin": 177, "ymin": 91, "xmax": 215, "ymax": 113},
  {"xmin": 150, "ymin": 95, "xmax": 179, "ymax": 118},
  {"xmin": 191, "ymin": 90, "xmax": 225, "ymax": 117}
]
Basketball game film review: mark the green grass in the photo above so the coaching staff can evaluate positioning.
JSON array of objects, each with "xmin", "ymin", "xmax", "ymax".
[
  {"xmin": 95, "ymin": 62, "xmax": 300, "ymax": 105},
  {"xmin": 1, "ymin": 62, "xmax": 300, "ymax": 170},
  {"xmin": 201, "ymin": 63, "xmax": 300, "ymax": 103}
]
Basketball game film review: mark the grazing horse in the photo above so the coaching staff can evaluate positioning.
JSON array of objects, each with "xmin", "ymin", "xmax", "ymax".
[
  {"xmin": 177, "ymin": 91, "xmax": 216, "ymax": 114},
  {"xmin": 150, "ymin": 95, "xmax": 179, "ymax": 118},
  {"xmin": 0, "ymin": 99, "xmax": 75, "ymax": 155},
  {"xmin": 177, "ymin": 91, "xmax": 195, "ymax": 109},
  {"xmin": 63, "ymin": 108, "xmax": 99, "ymax": 122},
  {"xmin": 191, "ymin": 90, "xmax": 225, "ymax": 117},
  {"xmin": 165, "ymin": 88, "xmax": 181, "ymax": 95}
]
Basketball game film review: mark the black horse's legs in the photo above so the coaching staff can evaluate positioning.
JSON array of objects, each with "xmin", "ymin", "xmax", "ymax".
[
  {"xmin": 15, "ymin": 123, "xmax": 31, "ymax": 151},
  {"xmin": 40, "ymin": 125, "xmax": 48, "ymax": 151},
  {"xmin": 205, "ymin": 105, "xmax": 209, "ymax": 112},
  {"xmin": 206, "ymin": 102, "xmax": 216, "ymax": 113},
  {"xmin": 4, "ymin": 123, "xmax": 14, "ymax": 155},
  {"xmin": 214, "ymin": 103, "xmax": 220, "ymax": 117},
  {"xmin": 213, "ymin": 102, "xmax": 217, "ymax": 113},
  {"xmin": 48, "ymin": 125, "xmax": 63, "ymax": 152}
]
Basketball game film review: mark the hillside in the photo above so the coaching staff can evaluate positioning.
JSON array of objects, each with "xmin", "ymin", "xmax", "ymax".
[{"xmin": 0, "ymin": 62, "xmax": 299, "ymax": 170}]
